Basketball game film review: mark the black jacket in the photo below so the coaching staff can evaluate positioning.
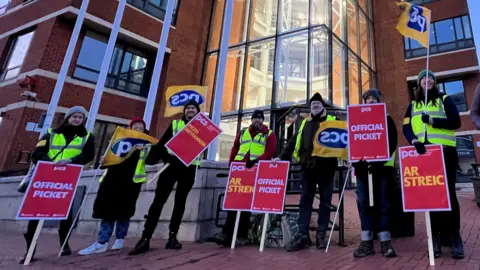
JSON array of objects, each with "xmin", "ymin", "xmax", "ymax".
[
  {"xmin": 31, "ymin": 124, "xmax": 95, "ymax": 165},
  {"xmin": 93, "ymin": 146, "xmax": 158, "ymax": 220},
  {"xmin": 278, "ymin": 112, "xmax": 338, "ymax": 169}
]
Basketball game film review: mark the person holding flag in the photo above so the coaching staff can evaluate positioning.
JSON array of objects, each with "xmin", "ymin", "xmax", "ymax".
[
  {"xmin": 20, "ymin": 106, "xmax": 95, "ymax": 264},
  {"xmin": 78, "ymin": 117, "xmax": 157, "ymax": 255},
  {"xmin": 274, "ymin": 93, "xmax": 338, "ymax": 252},
  {"xmin": 129, "ymin": 100, "xmax": 201, "ymax": 255},
  {"xmin": 219, "ymin": 110, "xmax": 277, "ymax": 247},
  {"xmin": 352, "ymin": 89, "xmax": 397, "ymax": 258},
  {"xmin": 402, "ymin": 70, "xmax": 463, "ymax": 259}
]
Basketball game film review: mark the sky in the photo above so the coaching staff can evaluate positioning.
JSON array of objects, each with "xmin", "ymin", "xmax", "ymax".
[{"xmin": 467, "ymin": 0, "xmax": 480, "ymax": 63}]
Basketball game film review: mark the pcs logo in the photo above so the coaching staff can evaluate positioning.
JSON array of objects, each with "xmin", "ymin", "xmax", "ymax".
[
  {"xmin": 169, "ymin": 90, "xmax": 205, "ymax": 107},
  {"xmin": 317, "ymin": 128, "xmax": 348, "ymax": 149},
  {"xmin": 111, "ymin": 138, "xmax": 150, "ymax": 158}
]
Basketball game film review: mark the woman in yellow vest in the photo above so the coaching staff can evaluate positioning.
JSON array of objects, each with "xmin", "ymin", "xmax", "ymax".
[
  {"xmin": 21, "ymin": 106, "xmax": 95, "ymax": 264},
  {"xmin": 78, "ymin": 117, "xmax": 153, "ymax": 256},
  {"xmin": 403, "ymin": 70, "xmax": 463, "ymax": 259}
]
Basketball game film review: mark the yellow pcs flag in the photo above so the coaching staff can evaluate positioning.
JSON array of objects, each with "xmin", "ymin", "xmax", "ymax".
[
  {"xmin": 312, "ymin": 120, "xmax": 348, "ymax": 161},
  {"xmin": 164, "ymin": 85, "xmax": 207, "ymax": 117},
  {"xmin": 103, "ymin": 127, "xmax": 159, "ymax": 167},
  {"xmin": 396, "ymin": 2, "xmax": 431, "ymax": 48}
]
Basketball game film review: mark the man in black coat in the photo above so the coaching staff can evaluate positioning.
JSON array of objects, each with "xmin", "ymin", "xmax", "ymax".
[
  {"xmin": 129, "ymin": 100, "xmax": 201, "ymax": 255},
  {"xmin": 274, "ymin": 93, "xmax": 338, "ymax": 252}
]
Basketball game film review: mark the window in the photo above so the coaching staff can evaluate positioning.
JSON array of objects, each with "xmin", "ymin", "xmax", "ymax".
[
  {"xmin": 0, "ymin": 0, "xmax": 8, "ymax": 15},
  {"xmin": 126, "ymin": 0, "xmax": 180, "ymax": 25},
  {"xmin": 73, "ymin": 31, "xmax": 150, "ymax": 97},
  {"xmin": 0, "ymin": 31, "xmax": 34, "ymax": 81},
  {"xmin": 438, "ymin": 80, "xmax": 467, "ymax": 112},
  {"xmin": 456, "ymin": 136, "xmax": 476, "ymax": 183},
  {"xmin": 404, "ymin": 15, "xmax": 474, "ymax": 59}
]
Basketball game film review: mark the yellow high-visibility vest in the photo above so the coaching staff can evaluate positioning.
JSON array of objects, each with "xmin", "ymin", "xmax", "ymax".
[
  {"xmin": 234, "ymin": 128, "xmax": 273, "ymax": 161},
  {"xmin": 384, "ymin": 151, "xmax": 396, "ymax": 167},
  {"xmin": 411, "ymin": 95, "xmax": 456, "ymax": 147},
  {"xmin": 47, "ymin": 128, "xmax": 91, "ymax": 161},
  {"xmin": 293, "ymin": 115, "xmax": 336, "ymax": 161}
]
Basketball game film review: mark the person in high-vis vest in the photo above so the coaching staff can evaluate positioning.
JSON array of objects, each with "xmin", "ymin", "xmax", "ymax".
[
  {"xmin": 129, "ymin": 100, "xmax": 201, "ymax": 256},
  {"xmin": 403, "ymin": 70, "xmax": 463, "ymax": 259},
  {"xmin": 218, "ymin": 110, "xmax": 277, "ymax": 247},
  {"xmin": 352, "ymin": 89, "xmax": 398, "ymax": 259},
  {"xmin": 274, "ymin": 93, "xmax": 338, "ymax": 252},
  {"xmin": 78, "ymin": 117, "xmax": 153, "ymax": 256},
  {"xmin": 21, "ymin": 106, "xmax": 95, "ymax": 264}
]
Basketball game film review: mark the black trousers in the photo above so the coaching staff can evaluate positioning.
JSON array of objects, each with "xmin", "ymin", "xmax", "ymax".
[
  {"xmin": 298, "ymin": 167, "xmax": 335, "ymax": 238},
  {"xmin": 142, "ymin": 165, "xmax": 196, "ymax": 239},
  {"xmin": 430, "ymin": 146, "xmax": 461, "ymax": 235},
  {"xmin": 25, "ymin": 210, "xmax": 73, "ymax": 246},
  {"xmin": 223, "ymin": 211, "xmax": 251, "ymax": 240}
]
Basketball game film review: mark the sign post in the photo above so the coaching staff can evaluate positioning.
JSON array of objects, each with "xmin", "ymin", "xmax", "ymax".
[
  {"xmin": 222, "ymin": 162, "xmax": 257, "ymax": 249},
  {"xmin": 16, "ymin": 162, "xmax": 83, "ymax": 265},
  {"xmin": 347, "ymin": 104, "xmax": 390, "ymax": 206},
  {"xmin": 399, "ymin": 145, "xmax": 450, "ymax": 266},
  {"xmin": 165, "ymin": 113, "xmax": 222, "ymax": 166},
  {"xmin": 251, "ymin": 161, "xmax": 289, "ymax": 252}
]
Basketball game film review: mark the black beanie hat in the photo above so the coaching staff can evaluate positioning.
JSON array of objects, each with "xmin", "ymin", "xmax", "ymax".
[
  {"xmin": 184, "ymin": 99, "xmax": 201, "ymax": 113},
  {"xmin": 251, "ymin": 110, "xmax": 264, "ymax": 120},
  {"xmin": 362, "ymin": 88, "xmax": 382, "ymax": 102},
  {"xmin": 309, "ymin": 92, "xmax": 324, "ymax": 105}
]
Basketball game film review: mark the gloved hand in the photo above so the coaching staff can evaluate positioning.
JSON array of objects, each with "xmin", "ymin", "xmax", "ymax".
[
  {"xmin": 353, "ymin": 160, "xmax": 369, "ymax": 177},
  {"xmin": 246, "ymin": 159, "xmax": 258, "ymax": 169},
  {"xmin": 421, "ymin": 113, "xmax": 433, "ymax": 125},
  {"xmin": 413, "ymin": 141, "xmax": 426, "ymax": 155}
]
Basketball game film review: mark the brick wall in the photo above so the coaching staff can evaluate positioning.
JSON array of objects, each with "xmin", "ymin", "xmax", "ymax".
[
  {"xmin": 374, "ymin": 0, "xmax": 480, "ymax": 164},
  {"xmin": 0, "ymin": 0, "xmax": 215, "ymax": 173}
]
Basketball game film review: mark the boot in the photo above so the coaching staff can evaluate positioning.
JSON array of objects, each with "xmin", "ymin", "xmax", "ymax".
[
  {"xmin": 19, "ymin": 234, "xmax": 36, "ymax": 264},
  {"xmin": 353, "ymin": 240, "xmax": 375, "ymax": 258},
  {"xmin": 433, "ymin": 234, "xmax": 442, "ymax": 258},
  {"xmin": 380, "ymin": 240, "xmax": 397, "ymax": 258},
  {"xmin": 286, "ymin": 233, "xmax": 309, "ymax": 252},
  {"xmin": 59, "ymin": 234, "xmax": 71, "ymax": 256},
  {"xmin": 315, "ymin": 235, "xmax": 327, "ymax": 249},
  {"xmin": 128, "ymin": 237, "xmax": 150, "ymax": 256},
  {"xmin": 451, "ymin": 234, "xmax": 465, "ymax": 259},
  {"xmin": 165, "ymin": 232, "xmax": 182, "ymax": 249}
]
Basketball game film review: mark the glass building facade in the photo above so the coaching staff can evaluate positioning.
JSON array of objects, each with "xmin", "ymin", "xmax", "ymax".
[{"xmin": 203, "ymin": 0, "xmax": 376, "ymax": 160}]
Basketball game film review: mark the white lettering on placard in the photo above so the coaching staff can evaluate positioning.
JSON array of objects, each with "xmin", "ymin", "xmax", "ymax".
[
  {"xmin": 401, "ymin": 150, "xmax": 419, "ymax": 159},
  {"xmin": 231, "ymin": 165, "xmax": 245, "ymax": 172}
]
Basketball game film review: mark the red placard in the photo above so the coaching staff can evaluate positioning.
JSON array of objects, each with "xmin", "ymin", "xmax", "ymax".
[
  {"xmin": 347, "ymin": 103, "xmax": 390, "ymax": 162},
  {"xmin": 222, "ymin": 162, "xmax": 257, "ymax": 211},
  {"xmin": 16, "ymin": 162, "xmax": 83, "ymax": 220},
  {"xmin": 251, "ymin": 161, "xmax": 290, "ymax": 214},
  {"xmin": 165, "ymin": 113, "xmax": 222, "ymax": 166},
  {"xmin": 399, "ymin": 145, "xmax": 451, "ymax": 212}
]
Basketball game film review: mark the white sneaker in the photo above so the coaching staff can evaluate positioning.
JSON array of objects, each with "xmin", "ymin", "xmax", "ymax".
[
  {"xmin": 111, "ymin": 239, "xmax": 125, "ymax": 250},
  {"xmin": 78, "ymin": 242, "xmax": 108, "ymax": 255}
]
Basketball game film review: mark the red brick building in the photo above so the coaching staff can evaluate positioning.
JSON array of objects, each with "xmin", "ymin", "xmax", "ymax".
[
  {"xmin": 0, "ymin": 0, "xmax": 479, "ymax": 182},
  {"xmin": 374, "ymin": 0, "xmax": 479, "ymax": 182},
  {"xmin": 0, "ymin": 0, "xmax": 213, "ymax": 174}
]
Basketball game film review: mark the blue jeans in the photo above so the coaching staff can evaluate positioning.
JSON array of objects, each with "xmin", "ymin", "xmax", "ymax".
[
  {"xmin": 298, "ymin": 168, "xmax": 335, "ymax": 238},
  {"xmin": 98, "ymin": 220, "xmax": 130, "ymax": 243},
  {"xmin": 356, "ymin": 172, "xmax": 390, "ymax": 241}
]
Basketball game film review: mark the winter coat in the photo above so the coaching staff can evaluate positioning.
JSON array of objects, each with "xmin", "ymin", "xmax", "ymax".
[{"xmin": 93, "ymin": 139, "xmax": 160, "ymax": 221}]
